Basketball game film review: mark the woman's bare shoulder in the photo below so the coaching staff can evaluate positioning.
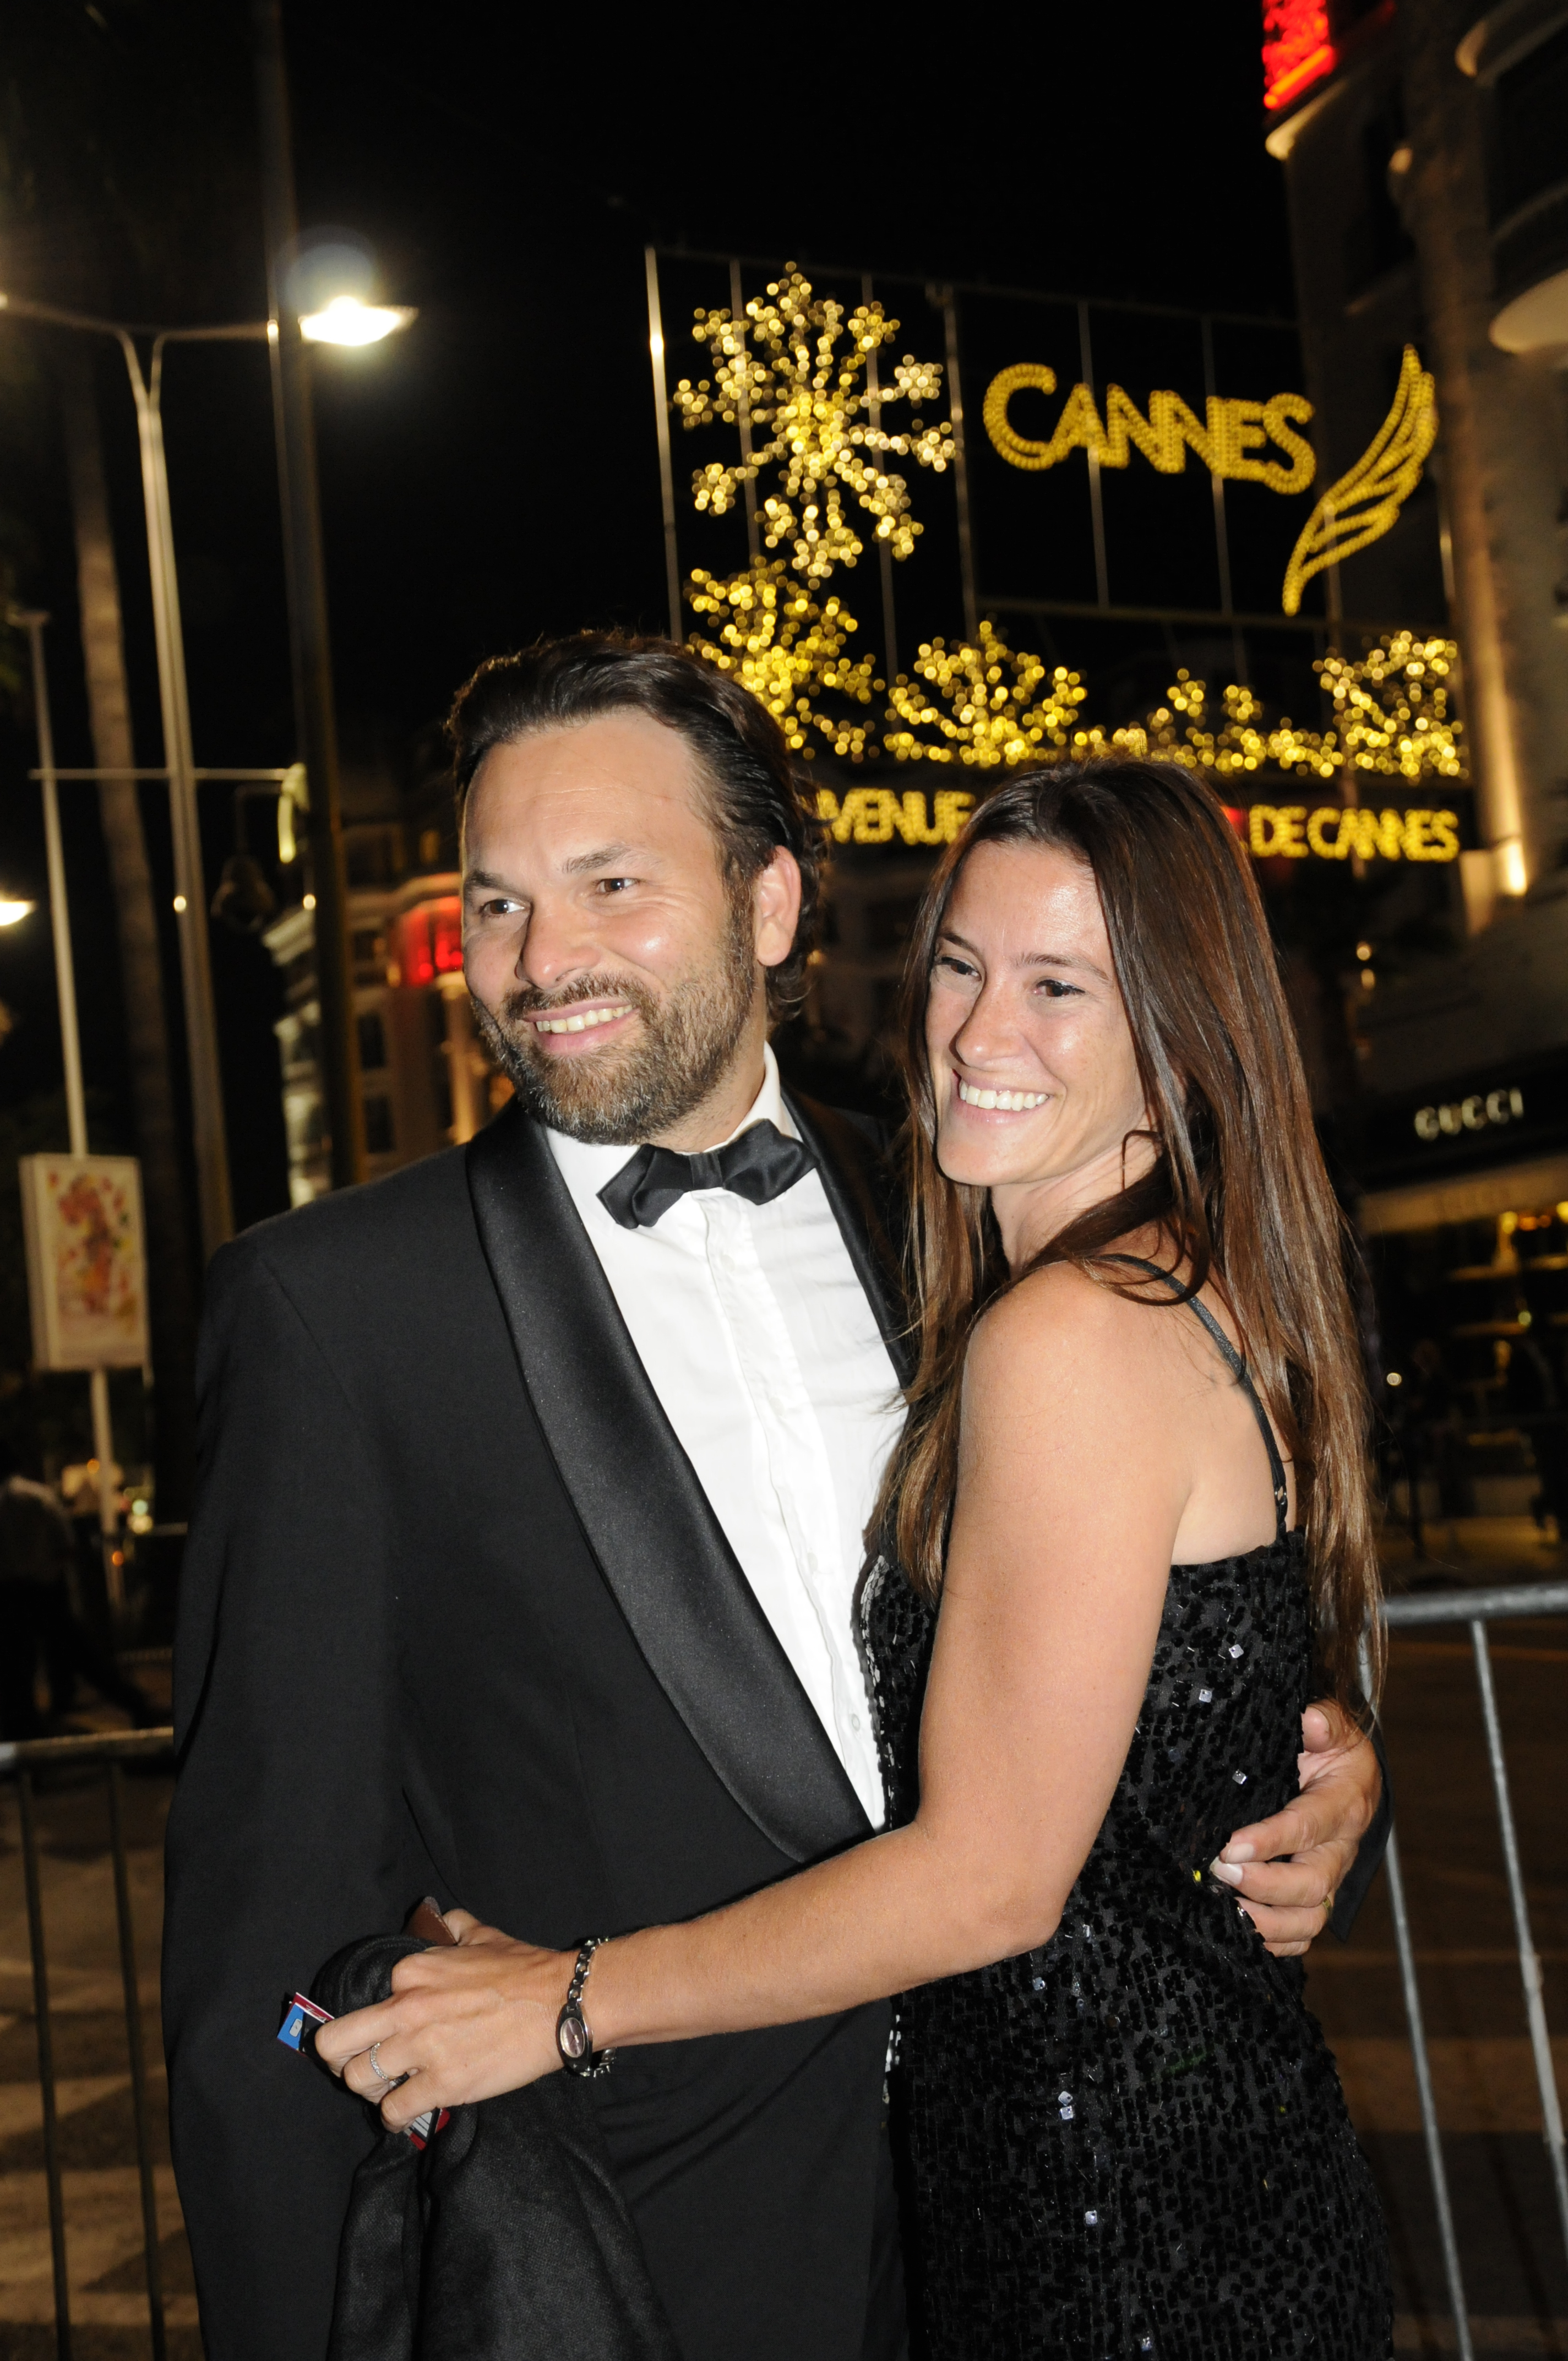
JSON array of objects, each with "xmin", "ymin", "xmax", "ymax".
[{"xmin": 967, "ymin": 1259, "xmax": 1155, "ymax": 1395}]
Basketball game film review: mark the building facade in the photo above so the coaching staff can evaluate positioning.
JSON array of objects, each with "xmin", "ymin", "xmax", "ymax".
[
  {"xmin": 264, "ymin": 825, "xmax": 504, "ymax": 1208},
  {"xmin": 1265, "ymin": 0, "xmax": 1568, "ymax": 1517}
]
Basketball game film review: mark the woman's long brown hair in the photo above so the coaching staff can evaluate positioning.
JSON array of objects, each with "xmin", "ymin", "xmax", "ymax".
[{"xmin": 873, "ymin": 756, "xmax": 1382, "ymax": 1705}]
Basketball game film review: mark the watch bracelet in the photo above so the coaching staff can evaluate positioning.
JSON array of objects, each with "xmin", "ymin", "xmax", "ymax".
[{"xmin": 557, "ymin": 1935, "xmax": 616, "ymax": 2079}]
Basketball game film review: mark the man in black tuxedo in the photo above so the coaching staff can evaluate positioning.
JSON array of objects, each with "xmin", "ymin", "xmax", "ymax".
[{"xmin": 163, "ymin": 635, "xmax": 1385, "ymax": 2360}]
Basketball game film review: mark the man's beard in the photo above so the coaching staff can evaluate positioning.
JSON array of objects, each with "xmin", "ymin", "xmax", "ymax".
[{"xmin": 470, "ymin": 896, "xmax": 759, "ymax": 1146}]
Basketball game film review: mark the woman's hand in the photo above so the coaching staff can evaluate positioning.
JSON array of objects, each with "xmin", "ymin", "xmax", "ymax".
[
  {"xmin": 1210, "ymin": 1701, "xmax": 1381, "ymax": 1957},
  {"xmin": 312, "ymin": 1913, "xmax": 575, "ymax": 2131}
]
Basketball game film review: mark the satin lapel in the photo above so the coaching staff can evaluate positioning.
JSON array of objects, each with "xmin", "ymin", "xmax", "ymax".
[
  {"xmin": 786, "ymin": 1091, "xmax": 914, "ymax": 1389},
  {"xmin": 466, "ymin": 1103, "xmax": 870, "ymax": 1865}
]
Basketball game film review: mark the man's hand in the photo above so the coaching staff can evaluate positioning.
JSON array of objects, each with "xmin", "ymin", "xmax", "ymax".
[
  {"xmin": 1211, "ymin": 1700, "xmax": 1381, "ymax": 1959},
  {"xmin": 312, "ymin": 1912, "xmax": 572, "ymax": 2130}
]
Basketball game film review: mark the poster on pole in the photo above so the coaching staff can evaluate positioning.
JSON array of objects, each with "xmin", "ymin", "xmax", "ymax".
[{"xmin": 18, "ymin": 1153, "xmax": 149, "ymax": 1372}]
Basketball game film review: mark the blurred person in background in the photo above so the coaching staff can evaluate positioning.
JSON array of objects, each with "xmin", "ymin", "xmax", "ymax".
[
  {"xmin": 0, "ymin": 1439, "xmax": 78, "ymax": 1740},
  {"xmin": 0, "ymin": 1439, "xmax": 153, "ymax": 1738},
  {"xmin": 1504, "ymin": 1318, "xmax": 1568, "ymax": 1543},
  {"xmin": 1408, "ymin": 1337, "xmax": 1471, "ymax": 1531}
]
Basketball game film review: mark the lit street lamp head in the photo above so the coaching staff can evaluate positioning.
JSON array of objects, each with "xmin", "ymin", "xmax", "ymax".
[
  {"xmin": 0, "ymin": 898, "xmax": 36, "ymax": 927},
  {"xmin": 298, "ymin": 295, "xmax": 416, "ymax": 346}
]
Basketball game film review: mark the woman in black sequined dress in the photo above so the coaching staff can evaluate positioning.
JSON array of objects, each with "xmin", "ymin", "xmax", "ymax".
[
  {"xmin": 854, "ymin": 761, "xmax": 1391, "ymax": 2358},
  {"xmin": 862, "ymin": 1323, "xmax": 1388, "ymax": 2359},
  {"xmin": 422, "ymin": 758, "xmax": 1393, "ymax": 2358}
]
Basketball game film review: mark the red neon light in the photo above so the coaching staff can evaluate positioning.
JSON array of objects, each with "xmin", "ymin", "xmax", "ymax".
[
  {"xmin": 1261, "ymin": 1, "xmax": 1337, "ymax": 110},
  {"xmin": 395, "ymin": 898, "xmax": 464, "ymax": 988},
  {"xmin": 1265, "ymin": 38, "xmax": 1338, "ymax": 107}
]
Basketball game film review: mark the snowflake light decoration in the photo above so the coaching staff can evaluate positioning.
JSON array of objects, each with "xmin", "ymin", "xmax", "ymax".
[
  {"xmin": 669, "ymin": 265, "xmax": 1461, "ymax": 800},
  {"xmin": 673, "ymin": 263, "xmax": 952, "ymax": 585}
]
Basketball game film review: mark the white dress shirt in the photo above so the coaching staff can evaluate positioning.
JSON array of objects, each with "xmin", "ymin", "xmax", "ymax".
[{"xmin": 547, "ymin": 1047, "xmax": 903, "ymax": 1826}]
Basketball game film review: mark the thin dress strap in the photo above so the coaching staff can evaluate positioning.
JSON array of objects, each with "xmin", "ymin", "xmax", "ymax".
[{"xmin": 1102, "ymin": 1255, "xmax": 1290, "ymax": 1541}]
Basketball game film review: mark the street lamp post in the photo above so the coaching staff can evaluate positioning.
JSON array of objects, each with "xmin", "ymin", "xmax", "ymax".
[
  {"xmin": 0, "ymin": 270, "xmax": 415, "ymax": 1237},
  {"xmin": 14, "ymin": 610, "xmax": 122, "ymax": 1575},
  {"xmin": 254, "ymin": 0, "xmax": 366, "ymax": 1193},
  {"xmin": 0, "ymin": 293, "xmax": 251, "ymax": 1258},
  {"xmin": 122, "ymin": 326, "xmax": 248, "ymax": 1255}
]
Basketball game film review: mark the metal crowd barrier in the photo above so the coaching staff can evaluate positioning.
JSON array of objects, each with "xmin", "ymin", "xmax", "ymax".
[
  {"xmin": 0, "ymin": 1724, "xmax": 175, "ymax": 2361},
  {"xmin": 1369, "ymin": 1581, "xmax": 1568, "ymax": 2361},
  {"xmin": 2, "ymin": 1591, "xmax": 1566, "ymax": 2361}
]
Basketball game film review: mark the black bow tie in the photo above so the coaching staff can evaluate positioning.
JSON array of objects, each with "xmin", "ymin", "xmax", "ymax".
[{"xmin": 598, "ymin": 1120, "xmax": 818, "ymax": 1231}]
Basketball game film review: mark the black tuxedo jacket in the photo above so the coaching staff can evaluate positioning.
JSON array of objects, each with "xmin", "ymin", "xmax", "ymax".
[{"xmin": 163, "ymin": 1094, "xmax": 908, "ymax": 2361}]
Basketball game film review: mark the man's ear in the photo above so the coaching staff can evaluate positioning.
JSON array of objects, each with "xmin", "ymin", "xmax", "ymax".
[{"xmin": 753, "ymin": 847, "xmax": 803, "ymax": 971}]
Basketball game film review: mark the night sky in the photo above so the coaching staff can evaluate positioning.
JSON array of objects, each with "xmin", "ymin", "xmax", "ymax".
[{"xmin": 0, "ymin": 0, "xmax": 1294, "ymax": 1228}]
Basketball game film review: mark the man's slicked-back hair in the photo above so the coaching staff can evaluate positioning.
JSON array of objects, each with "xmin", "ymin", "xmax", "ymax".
[{"xmin": 445, "ymin": 633, "xmax": 825, "ymax": 1021}]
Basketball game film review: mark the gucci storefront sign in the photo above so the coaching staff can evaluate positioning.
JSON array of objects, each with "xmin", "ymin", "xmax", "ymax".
[{"xmin": 1413, "ymin": 1087, "xmax": 1525, "ymax": 1142}]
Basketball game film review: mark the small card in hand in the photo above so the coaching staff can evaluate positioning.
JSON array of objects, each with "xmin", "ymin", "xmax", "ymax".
[
  {"xmin": 279, "ymin": 1897, "xmax": 459, "ymax": 2145},
  {"xmin": 277, "ymin": 1992, "xmax": 334, "ymax": 2051}
]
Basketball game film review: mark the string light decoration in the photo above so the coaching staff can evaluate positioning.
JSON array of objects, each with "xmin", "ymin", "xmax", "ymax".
[
  {"xmin": 864, "ymin": 624, "xmax": 1464, "ymax": 800},
  {"xmin": 672, "ymin": 264, "xmax": 952, "ymax": 585},
  {"xmin": 1315, "ymin": 632, "xmax": 1466, "ymax": 781},
  {"xmin": 671, "ymin": 268, "xmax": 1455, "ymax": 837},
  {"xmin": 1084, "ymin": 636, "xmax": 1464, "ymax": 791},
  {"xmin": 881, "ymin": 623, "xmax": 1104, "ymax": 768},
  {"xmin": 1125, "ymin": 677, "xmax": 1276, "ymax": 780},
  {"xmin": 685, "ymin": 561, "xmax": 881, "ymax": 761},
  {"xmin": 1282, "ymin": 346, "xmax": 1437, "ymax": 614},
  {"xmin": 685, "ymin": 551, "xmax": 1465, "ymax": 810}
]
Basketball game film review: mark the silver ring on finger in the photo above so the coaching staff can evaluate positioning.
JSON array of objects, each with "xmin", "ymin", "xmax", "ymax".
[{"xmin": 366, "ymin": 2041, "xmax": 410, "ymax": 2097}]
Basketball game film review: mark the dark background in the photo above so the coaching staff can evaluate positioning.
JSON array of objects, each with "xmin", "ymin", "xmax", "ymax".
[{"xmin": 0, "ymin": 0, "xmax": 1299, "ymax": 1232}]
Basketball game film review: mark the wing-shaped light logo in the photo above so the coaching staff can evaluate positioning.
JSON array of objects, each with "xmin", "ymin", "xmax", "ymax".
[{"xmin": 1282, "ymin": 346, "xmax": 1437, "ymax": 615}]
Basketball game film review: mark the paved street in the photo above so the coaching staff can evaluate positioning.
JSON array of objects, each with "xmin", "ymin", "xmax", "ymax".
[
  {"xmin": 1310, "ymin": 1519, "xmax": 1568, "ymax": 2358},
  {"xmin": 0, "ymin": 1528, "xmax": 1564, "ymax": 2358},
  {"xmin": 0, "ymin": 1732, "xmax": 198, "ymax": 2361}
]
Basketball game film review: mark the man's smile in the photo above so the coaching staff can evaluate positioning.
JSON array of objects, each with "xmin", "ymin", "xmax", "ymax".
[{"xmin": 531, "ymin": 1001, "xmax": 635, "ymax": 1039}]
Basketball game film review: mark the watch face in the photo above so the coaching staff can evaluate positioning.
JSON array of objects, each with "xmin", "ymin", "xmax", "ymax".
[{"xmin": 559, "ymin": 2011, "xmax": 589, "ymax": 2062}]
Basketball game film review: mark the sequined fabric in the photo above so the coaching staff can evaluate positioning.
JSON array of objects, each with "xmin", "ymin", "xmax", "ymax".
[{"xmin": 862, "ymin": 1535, "xmax": 1393, "ymax": 2360}]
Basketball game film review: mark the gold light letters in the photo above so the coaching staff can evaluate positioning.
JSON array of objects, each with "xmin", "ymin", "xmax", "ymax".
[
  {"xmin": 814, "ymin": 786, "xmax": 976, "ymax": 845},
  {"xmin": 984, "ymin": 369, "xmax": 1317, "ymax": 496},
  {"xmin": 1248, "ymin": 804, "xmax": 1460, "ymax": 862},
  {"xmin": 981, "ymin": 365, "xmax": 1059, "ymax": 470},
  {"xmin": 809, "ymin": 787, "xmax": 1456, "ymax": 861}
]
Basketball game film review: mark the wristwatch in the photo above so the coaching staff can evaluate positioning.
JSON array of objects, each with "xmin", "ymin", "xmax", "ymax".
[{"xmin": 556, "ymin": 1937, "xmax": 616, "ymax": 2079}]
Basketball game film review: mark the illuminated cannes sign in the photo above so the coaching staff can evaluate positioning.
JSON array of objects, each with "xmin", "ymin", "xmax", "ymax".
[
  {"xmin": 982, "ymin": 347, "xmax": 1437, "ymax": 619},
  {"xmin": 644, "ymin": 253, "xmax": 1457, "ymax": 836},
  {"xmin": 1244, "ymin": 803, "xmax": 1459, "ymax": 861},
  {"xmin": 816, "ymin": 787, "xmax": 1462, "ymax": 862},
  {"xmin": 982, "ymin": 367, "xmax": 1316, "ymax": 494}
]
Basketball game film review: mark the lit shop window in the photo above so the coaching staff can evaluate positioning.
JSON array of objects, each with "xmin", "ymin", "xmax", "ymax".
[{"xmin": 395, "ymin": 898, "xmax": 464, "ymax": 987}]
